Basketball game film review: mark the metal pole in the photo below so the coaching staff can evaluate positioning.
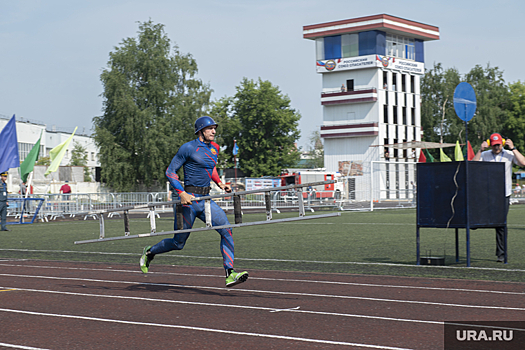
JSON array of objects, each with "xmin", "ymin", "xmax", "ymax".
[
  {"xmin": 75, "ymin": 212, "xmax": 341, "ymax": 245},
  {"xmin": 99, "ymin": 214, "xmax": 105, "ymax": 239},
  {"xmin": 124, "ymin": 210, "xmax": 130, "ymax": 236},
  {"xmin": 234, "ymin": 139, "xmax": 237, "ymax": 189},
  {"xmin": 370, "ymin": 161, "xmax": 375, "ymax": 212},
  {"xmin": 465, "ymin": 109, "xmax": 471, "ymax": 267},
  {"xmin": 233, "ymin": 195, "xmax": 242, "ymax": 224},
  {"xmin": 204, "ymin": 199, "xmax": 212, "ymax": 227},
  {"xmin": 297, "ymin": 188, "xmax": 305, "ymax": 217},
  {"xmin": 149, "ymin": 207, "xmax": 156, "ymax": 233},
  {"xmin": 265, "ymin": 193, "xmax": 272, "ymax": 221},
  {"xmin": 176, "ymin": 203, "xmax": 184, "ymax": 230},
  {"xmin": 455, "ymin": 228, "xmax": 459, "ymax": 263},
  {"xmin": 416, "ymin": 226, "xmax": 420, "ymax": 265}
]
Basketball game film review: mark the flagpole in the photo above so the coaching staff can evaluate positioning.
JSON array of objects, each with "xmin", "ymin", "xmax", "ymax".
[{"xmin": 234, "ymin": 139, "xmax": 237, "ymax": 190}]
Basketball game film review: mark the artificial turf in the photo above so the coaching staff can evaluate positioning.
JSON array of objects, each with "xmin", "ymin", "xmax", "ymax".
[{"xmin": 1, "ymin": 205, "xmax": 525, "ymax": 282}]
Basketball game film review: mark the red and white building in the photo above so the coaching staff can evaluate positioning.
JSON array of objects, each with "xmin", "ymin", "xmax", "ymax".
[{"xmin": 303, "ymin": 14, "xmax": 439, "ymax": 200}]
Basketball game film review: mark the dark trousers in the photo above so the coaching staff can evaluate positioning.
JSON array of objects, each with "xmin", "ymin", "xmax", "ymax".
[
  {"xmin": 0, "ymin": 202, "xmax": 7, "ymax": 231},
  {"xmin": 149, "ymin": 194, "xmax": 235, "ymax": 271},
  {"xmin": 495, "ymin": 196, "xmax": 510, "ymax": 258}
]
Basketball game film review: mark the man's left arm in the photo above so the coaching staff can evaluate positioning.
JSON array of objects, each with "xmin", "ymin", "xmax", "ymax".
[
  {"xmin": 506, "ymin": 139, "xmax": 525, "ymax": 167},
  {"xmin": 210, "ymin": 142, "xmax": 232, "ymax": 193},
  {"xmin": 211, "ymin": 167, "xmax": 232, "ymax": 193}
]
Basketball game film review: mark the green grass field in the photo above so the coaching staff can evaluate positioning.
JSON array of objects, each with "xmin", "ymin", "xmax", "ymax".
[{"xmin": 2, "ymin": 205, "xmax": 525, "ymax": 282}]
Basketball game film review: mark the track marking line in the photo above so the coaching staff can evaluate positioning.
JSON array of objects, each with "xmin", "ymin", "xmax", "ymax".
[
  {"xmin": 0, "ymin": 307, "xmax": 414, "ymax": 350},
  {"xmin": 4, "ymin": 287, "xmax": 524, "ymax": 333},
  {"xmin": 2, "ymin": 249, "xmax": 525, "ymax": 273},
  {"xmin": 0, "ymin": 342, "xmax": 50, "ymax": 350},
  {"xmin": 0, "ymin": 286, "xmax": 443, "ymax": 325},
  {"xmin": 1, "ymin": 263, "xmax": 524, "ymax": 296},
  {"xmin": 270, "ymin": 306, "xmax": 301, "ymax": 313},
  {"xmin": 0, "ymin": 288, "xmax": 17, "ymax": 292},
  {"xmin": 2, "ymin": 273, "xmax": 525, "ymax": 311}
]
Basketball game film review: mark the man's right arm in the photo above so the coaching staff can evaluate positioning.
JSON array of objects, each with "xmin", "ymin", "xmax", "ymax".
[{"xmin": 166, "ymin": 144, "xmax": 194, "ymax": 205}]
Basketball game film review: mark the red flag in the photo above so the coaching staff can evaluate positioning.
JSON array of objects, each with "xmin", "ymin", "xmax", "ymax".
[
  {"xmin": 418, "ymin": 149, "xmax": 427, "ymax": 163},
  {"xmin": 467, "ymin": 141, "xmax": 475, "ymax": 160}
]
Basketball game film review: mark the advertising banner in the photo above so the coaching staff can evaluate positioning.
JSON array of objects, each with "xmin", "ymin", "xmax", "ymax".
[
  {"xmin": 316, "ymin": 55, "xmax": 424, "ymax": 75},
  {"xmin": 245, "ymin": 178, "xmax": 281, "ymax": 192}
]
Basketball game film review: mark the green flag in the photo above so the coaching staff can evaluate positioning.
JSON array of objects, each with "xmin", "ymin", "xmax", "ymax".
[
  {"xmin": 424, "ymin": 149, "xmax": 435, "ymax": 163},
  {"xmin": 440, "ymin": 148, "xmax": 452, "ymax": 162},
  {"xmin": 20, "ymin": 132, "xmax": 42, "ymax": 183},
  {"xmin": 45, "ymin": 127, "xmax": 77, "ymax": 176}
]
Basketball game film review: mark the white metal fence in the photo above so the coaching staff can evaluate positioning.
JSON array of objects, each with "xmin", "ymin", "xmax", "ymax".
[{"xmin": 7, "ymin": 189, "xmax": 341, "ymax": 222}]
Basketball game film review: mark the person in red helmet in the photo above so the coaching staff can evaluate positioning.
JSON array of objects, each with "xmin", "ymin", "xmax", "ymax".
[
  {"xmin": 140, "ymin": 116, "xmax": 249, "ymax": 287},
  {"xmin": 473, "ymin": 133, "xmax": 525, "ymax": 262}
]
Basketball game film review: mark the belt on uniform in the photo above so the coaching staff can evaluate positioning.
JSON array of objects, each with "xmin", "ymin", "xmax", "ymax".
[{"xmin": 184, "ymin": 186, "xmax": 211, "ymax": 195}]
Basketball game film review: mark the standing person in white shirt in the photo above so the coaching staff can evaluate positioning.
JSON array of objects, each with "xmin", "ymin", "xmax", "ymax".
[{"xmin": 473, "ymin": 133, "xmax": 525, "ymax": 262}]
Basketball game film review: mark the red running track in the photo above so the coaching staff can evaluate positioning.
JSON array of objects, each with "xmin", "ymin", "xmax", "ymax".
[{"xmin": 0, "ymin": 259, "xmax": 524, "ymax": 349}]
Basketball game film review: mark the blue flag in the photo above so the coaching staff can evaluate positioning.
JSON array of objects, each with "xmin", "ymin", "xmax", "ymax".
[
  {"xmin": 0, "ymin": 115, "xmax": 20, "ymax": 173},
  {"xmin": 233, "ymin": 141, "xmax": 239, "ymax": 156}
]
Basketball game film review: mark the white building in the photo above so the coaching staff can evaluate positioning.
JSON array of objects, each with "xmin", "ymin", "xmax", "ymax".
[
  {"xmin": 0, "ymin": 114, "xmax": 101, "ymax": 192},
  {"xmin": 303, "ymin": 14, "xmax": 439, "ymax": 200}
]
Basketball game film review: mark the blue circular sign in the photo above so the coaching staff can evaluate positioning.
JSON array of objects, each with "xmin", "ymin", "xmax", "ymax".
[{"xmin": 454, "ymin": 82, "xmax": 477, "ymax": 122}]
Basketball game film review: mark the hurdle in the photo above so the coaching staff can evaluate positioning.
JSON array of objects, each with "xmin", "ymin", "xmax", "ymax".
[{"xmin": 74, "ymin": 180, "xmax": 341, "ymax": 244}]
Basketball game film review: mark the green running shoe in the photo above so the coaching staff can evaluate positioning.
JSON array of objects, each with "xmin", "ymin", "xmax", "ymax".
[
  {"xmin": 225, "ymin": 270, "xmax": 249, "ymax": 287},
  {"xmin": 139, "ymin": 246, "xmax": 154, "ymax": 273}
]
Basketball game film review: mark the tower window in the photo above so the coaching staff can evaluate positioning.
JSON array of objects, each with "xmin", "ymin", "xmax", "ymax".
[
  {"xmin": 393, "ymin": 107, "xmax": 398, "ymax": 124},
  {"xmin": 316, "ymin": 38, "xmax": 324, "ymax": 60},
  {"xmin": 386, "ymin": 34, "xmax": 415, "ymax": 60},
  {"xmin": 392, "ymin": 73, "xmax": 397, "ymax": 91},
  {"xmin": 342, "ymin": 34, "xmax": 359, "ymax": 58},
  {"xmin": 324, "ymin": 35, "xmax": 341, "ymax": 60}
]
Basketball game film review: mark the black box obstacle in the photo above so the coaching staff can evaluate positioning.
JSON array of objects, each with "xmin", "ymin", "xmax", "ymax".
[{"xmin": 416, "ymin": 161, "xmax": 506, "ymax": 266}]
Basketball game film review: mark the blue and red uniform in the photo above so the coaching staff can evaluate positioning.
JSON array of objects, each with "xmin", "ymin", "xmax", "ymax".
[{"xmin": 148, "ymin": 139, "xmax": 235, "ymax": 271}]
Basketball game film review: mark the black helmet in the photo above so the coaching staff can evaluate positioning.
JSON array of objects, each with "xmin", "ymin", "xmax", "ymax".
[{"xmin": 194, "ymin": 116, "xmax": 218, "ymax": 135}]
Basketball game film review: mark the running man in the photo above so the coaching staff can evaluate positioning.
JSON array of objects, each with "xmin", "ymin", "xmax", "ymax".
[{"xmin": 140, "ymin": 116, "xmax": 248, "ymax": 287}]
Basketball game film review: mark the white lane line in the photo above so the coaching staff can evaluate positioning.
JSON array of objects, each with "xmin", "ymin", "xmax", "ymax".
[
  {"xmin": 2, "ymin": 249, "xmax": 525, "ymax": 273},
  {"xmin": 4, "ymin": 287, "xmax": 443, "ymax": 325},
  {"xmin": 0, "ymin": 307, "xmax": 414, "ymax": 350},
  {"xmin": 0, "ymin": 343, "xmax": 50, "ymax": 350},
  {"xmin": 270, "ymin": 306, "xmax": 301, "ymax": 313},
  {"xmin": 5, "ymin": 287, "xmax": 525, "ymax": 334},
  {"xmin": 1, "ymin": 273, "xmax": 524, "ymax": 311},
  {"xmin": 1, "ymin": 263, "xmax": 525, "ymax": 296}
]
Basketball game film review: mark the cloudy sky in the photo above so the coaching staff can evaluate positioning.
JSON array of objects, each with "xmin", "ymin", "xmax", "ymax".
[{"xmin": 1, "ymin": 0, "xmax": 524, "ymax": 148}]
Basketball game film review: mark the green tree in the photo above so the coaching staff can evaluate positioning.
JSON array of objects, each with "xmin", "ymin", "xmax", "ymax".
[
  {"xmin": 420, "ymin": 63, "xmax": 461, "ymax": 144},
  {"xmin": 464, "ymin": 64, "xmax": 510, "ymax": 145},
  {"xmin": 420, "ymin": 63, "xmax": 509, "ymax": 158},
  {"xmin": 211, "ymin": 78, "xmax": 301, "ymax": 177},
  {"xmin": 503, "ymin": 80, "xmax": 525, "ymax": 153},
  {"xmin": 93, "ymin": 20, "xmax": 211, "ymax": 191},
  {"xmin": 305, "ymin": 131, "xmax": 324, "ymax": 169},
  {"xmin": 69, "ymin": 141, "xmax": 91, "ymax": 182}
]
